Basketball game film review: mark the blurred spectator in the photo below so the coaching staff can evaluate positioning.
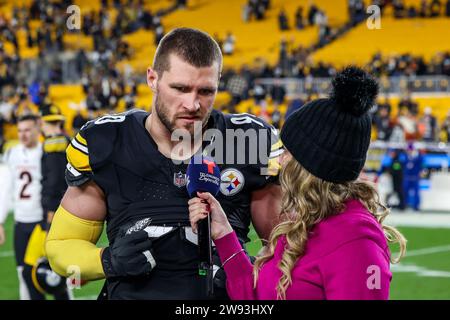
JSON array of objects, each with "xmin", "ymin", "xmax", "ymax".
[
  {"xmin": 418, "ymin": 107, "xmax": 438, "ymax": 142},
  {"xmin": 177, "ymin": 0, "xmax": 187, "ymax": 9},
  {"xmin": 295, "ymin": 7, "xmax": 304, "ymax": 30},
  {"xmin": 307, "ymin": 4, "xmax": 319, "ymax": 26},
  {"xmin": 398, "ymin": 92, "xmax": 418, "ymax": 115},
  {"xmin": 270, "ymin": 79, "xmax": 286, "ymax": 104},
  {"xmin": 0, "ymin": 91, "xmax": 14, "ymax": 123},
  {"xmin": 254, "ymin": 0, "xmax": 266, "ymax": 20},
  {"xmin": 419, "ymin": 0, "xmax": 428, "ymax": 17},
  {"xmin": 85, "ymin": 86, "xmax": 102, "ymax": 112},
  {"xmin": 441, "ymin": 111, "xmax": 450, "ymax": 142},
  {"xmin": 26, "ymin": 23, "xmax": 34, "ymax": 48},
  {"xmin": 397, "ymin": 106, "xmax": 419, "ymax": 140},
  {"xmin": 349, "ymin": 0, "xmax": 365, "ymax": 25},
  {"xmin": 0, "ymin": 91, "xmax": 14, "ymax": 150},
  {"xmin": 278, "ymin": 8, "xmax": 289, "ymax": 31},
  {"xmin": 285, "ymin": 96, "xmax": 304, "ymax": 120},
  {"xmin": 72, "ymin": 111, "xmax": 87, "ymax": 135},
  {"xmin": 393, "ymin": 0, "xmax": 405, "ymax": 18},
  {"xmin": 315, "ymin": 10, "xmax": 330, "ymax": 46},
  {"xmin": 0, "ymin": 113, "xmax": 4, "ymax": 151},
  {"xmin": 43, "ymin": 23, "xmax": 53, "ymax": 49},
  {"xmin": 389, "ymin": 121, "xmax": 406, "ymax": 143},
  {"xmin": 447, "ymin": 0, "xmax": 450, "ymax": 16},
  {"xmin": 430, "ymin": 0, "xmax": 442, "ymax": 17},
  {"xmin": 242, "ymin": 3, "xmax": 251, "ymax": 22},
  {"xmin": 55, "ymin": 27, "xmax": 64, "ymax": 51},
  {"xmin": 141, "ymin": 8, "xmax": 154, "ymax": 29},
  {"xmin": 226, "ymin": 69, "xmax": 249, "ymax": 106},
  {"xmin": 75, "ymin": 49, "xmax": 88, "ymax": 77},
  {"xmin": 117, "ymin": 40, "xmax": 132, "ymax": 60},
  {"xmin": 407, "ymin": 6, "xmax": 418, "ymax": 18},
  {"xmin": 382, "ymin": 149, "xmax": 406, "ymax": 210},
  {"xmin": 251, "ymin": 83, "xmax": 266, "ymax": 105},
  {"xmin": 244, "ymin": 0, "xmax": 268, "ymax": 21},
  {"xmin": 378, "ymin": 96, "xmax": 392, "ymax": 114},
  {"xmin": 222, "ymin": 32, "xmax": 236, "ymax": 56},
  {"xmin": 258, "ymin": 101, "xmax": 271, "ymax": 124},
  {"xmin": 271, "ymin": 108, "xmax": 281, "ymax": 129},
  {"xmin": 403, "ymin": 143, "xmax": 424, "ymax": 211},
  {"xmin": 28, "ymin": 80, "xmax": 45, "ymax": 106},
  {"xmin": 262, "ymin": 0, "xmax": 270, "ymax": 10},
  {"xmin": 373, "ymin": 104, "xmax": 393, "ymax": 141}
]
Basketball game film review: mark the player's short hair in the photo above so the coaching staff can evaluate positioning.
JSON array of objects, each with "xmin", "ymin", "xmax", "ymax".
[
  {"xmin": 17, "ymin": 114, "xmax": 40, "ymax": 124},
  {"xmin": 153, "ymin": 27, "xmax": 222, "ymax": 77}
]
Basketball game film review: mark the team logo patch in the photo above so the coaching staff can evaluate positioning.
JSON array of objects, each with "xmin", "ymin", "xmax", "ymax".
[
  {"xmin": 220, "ymin": 168, "xmax": 245, "ymax": 196},
  {"xmin": 173, "ymin": 171, "xmax": 187, "ymax": 188}
]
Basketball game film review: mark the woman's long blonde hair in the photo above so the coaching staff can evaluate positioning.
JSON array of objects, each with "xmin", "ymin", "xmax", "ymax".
[{"xmin": 253, "ymin": 156, "xmax": 407, "ymax": 300}]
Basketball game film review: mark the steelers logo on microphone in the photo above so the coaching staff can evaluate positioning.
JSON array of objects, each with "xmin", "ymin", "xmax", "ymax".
[{"xmin": 220, "ymin": 168, "xmax": 245, "ymax": 196}]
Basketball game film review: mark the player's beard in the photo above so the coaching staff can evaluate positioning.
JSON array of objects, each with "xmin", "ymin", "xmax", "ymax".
[{"xmin": 154, "ymin": 92, "xmax": 212, "ymax": 138}]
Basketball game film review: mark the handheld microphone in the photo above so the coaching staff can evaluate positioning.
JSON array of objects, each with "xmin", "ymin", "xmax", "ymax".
[{"xmin": 186, "ymin": 155, "xmax": 221, "ymax": 297}]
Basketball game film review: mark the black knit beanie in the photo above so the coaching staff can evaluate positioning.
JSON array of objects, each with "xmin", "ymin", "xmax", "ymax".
[{"xmin": 280, "ymin": 66, "xmax": 379, "ymax": 183}]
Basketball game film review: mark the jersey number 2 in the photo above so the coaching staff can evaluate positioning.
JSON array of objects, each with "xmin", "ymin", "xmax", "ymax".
[{"xmin": 19, "ymin": 171, "xmax": 32, "ymax": 199}]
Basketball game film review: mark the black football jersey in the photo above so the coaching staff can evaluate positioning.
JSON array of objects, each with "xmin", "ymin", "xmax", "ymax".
[{"xmin": 65, "ymin": 108, "xmax": 282, "ymax": 299}]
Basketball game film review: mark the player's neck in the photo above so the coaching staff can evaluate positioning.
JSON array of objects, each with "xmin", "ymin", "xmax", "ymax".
[{"xmin": 146, "ymin": 114, "xmax": 202, "ymax": 160}]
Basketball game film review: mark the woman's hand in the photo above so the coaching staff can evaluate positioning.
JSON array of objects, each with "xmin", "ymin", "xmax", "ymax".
[{"xmin": 188, "ymin": 192, "xmax": 233, "ymax": 240}]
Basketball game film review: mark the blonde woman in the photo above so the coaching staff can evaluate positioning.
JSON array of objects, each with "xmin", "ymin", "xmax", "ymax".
[{"xmin": 188, "ymin": 67, "xmax": 406, "ymax": 300}]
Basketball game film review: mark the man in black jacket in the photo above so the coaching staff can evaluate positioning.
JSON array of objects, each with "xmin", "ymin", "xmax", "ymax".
[{"xmin": 40, "ymin": 105, "xmax": 70, "ymax": 229}]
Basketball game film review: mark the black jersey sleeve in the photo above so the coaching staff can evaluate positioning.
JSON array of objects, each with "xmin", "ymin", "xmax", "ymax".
[
  {"xmin": 65, "ymin": 113, "xmax": 125, "ymax": 186},
  {"xmin": 225, "ymin": 113, "xmax": 283, "ymax": 190},
  {"xmin": 66, "ymin": 127, "xmax": 92, "ymax": 186}
]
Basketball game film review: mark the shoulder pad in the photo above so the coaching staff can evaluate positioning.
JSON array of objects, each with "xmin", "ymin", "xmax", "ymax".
[
  {"xmin": 71, "ymin": 110, "xmax": 147, "ymax": 170},
  {"xmin": 224, "ymin": 112, "xmax": 272, "ymax": 130},
  {"xmin": 223, "ymin": 112, "xmax": 283, "ymax": 177},
  {"xmin": 66, "ymin": 109, "xmax": 147, "ymax": 186}
]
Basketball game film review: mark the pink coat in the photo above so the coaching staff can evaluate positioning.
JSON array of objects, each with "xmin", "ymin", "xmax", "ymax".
[{"xmin": 214, "ymin": 200, "xmax": 392, "ymax": 300}]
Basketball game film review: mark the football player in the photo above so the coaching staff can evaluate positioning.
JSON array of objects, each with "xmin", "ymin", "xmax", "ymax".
[
  {"xmin": 46, "ymin": 28, "xmax": 283, "ymax": 299},
  {"xmin": 38, "ymin": 105, "xmax": 72, "ymax": 299},
  {"xmin": 0, "ymin": 115, "xmax": 45, "ymax": 299},
  {"xmin": 40, "ymin": 104, "xmax": 70, "ymax": 229}
]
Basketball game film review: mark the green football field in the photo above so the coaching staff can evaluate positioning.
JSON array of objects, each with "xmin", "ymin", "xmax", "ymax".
[{"xmin": 1, "ymin": 214, "xmax": 449, "ymax": 300}]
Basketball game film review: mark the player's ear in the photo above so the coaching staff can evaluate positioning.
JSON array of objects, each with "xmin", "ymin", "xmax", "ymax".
[{"xmin": 147, "ymin": 67, "xmax": 158, "ymax": 93}]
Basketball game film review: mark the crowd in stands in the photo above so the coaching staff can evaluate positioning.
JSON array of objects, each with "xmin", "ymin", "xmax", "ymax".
[
  {"xmin": 367, "ymin": 52, "xmax": 450, "ymax": 77},
  {"xmin": 276, "ymin": 4, "xmax": 329, "ymax": 32},
  {"xmin": 214, "ymin": 32, "xmax": 236, "ymax": 56},
  {"xmin": 352, "ymin": 0, "xmax": 450, "ymax": 19},
  {"xmin": 390, "ymin": 0, "xmax": 450, "ymax": 18},
  {"xmin": 0, "ymin": 0, "xmax": 179, "ymax": 86},
  {"xmin": 241, "ymin": 0, "xmax": 271, "ymax": 22},
  {"xmin": 371, "ymin": 93, "xmax": 450, "ymax": 143},
  {"xmin": 1, "ymin": 0, "xmax": 450, "ymax": 150}
]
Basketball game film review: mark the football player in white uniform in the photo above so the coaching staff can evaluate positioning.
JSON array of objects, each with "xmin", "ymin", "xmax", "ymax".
[
  {"xmin": 0, "ymin": 114, "xmax": 72, "ymax": 300},
  {"xmin": 0, "ymin": 114, "xmax": 43, "ymax": 299}
]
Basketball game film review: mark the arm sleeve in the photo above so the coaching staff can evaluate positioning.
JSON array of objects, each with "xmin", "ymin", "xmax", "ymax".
[
  {"xmin": 45, "ymin": 205, "xmax": 105, "ymax": 280},
  {"xmin": 319, "ymin": 238, "xmax": 392, "ymax": 300},
  {"xmin": 214, "ymin": 231, "xmax": 257, "ymax": 300}
]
